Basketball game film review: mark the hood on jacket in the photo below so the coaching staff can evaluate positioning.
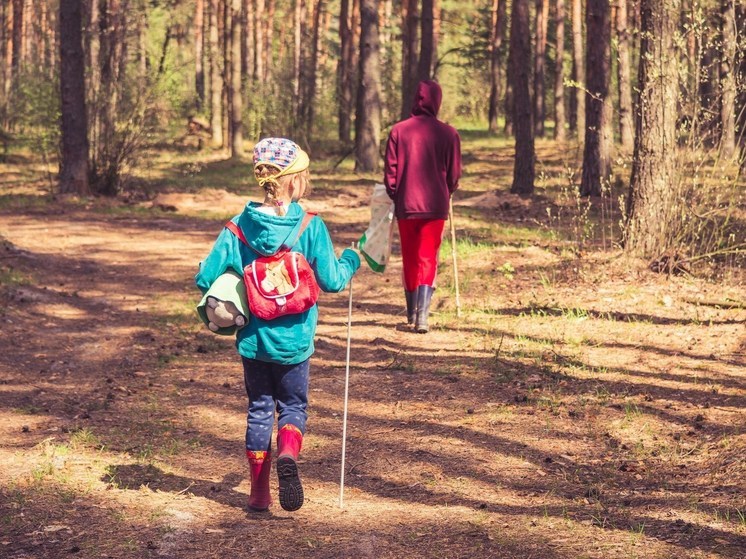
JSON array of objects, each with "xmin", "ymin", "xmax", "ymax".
[
  {"xmin": 411, "ymin": 80, "xmax": 442, "ymax": 117},
  {"xmin": 237, "ymin": 201, "xmax": 305, "ymax": 256}
]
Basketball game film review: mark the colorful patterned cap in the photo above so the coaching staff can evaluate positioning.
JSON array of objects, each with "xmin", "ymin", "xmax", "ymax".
[{"xmin": 252, "ymin": 137, "xmax": 309, "ymax": 176}]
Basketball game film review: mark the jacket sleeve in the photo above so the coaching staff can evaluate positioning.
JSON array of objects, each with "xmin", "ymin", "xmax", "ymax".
[
  {"xmin": 195, "ymin": 225, "xmax": 244, "ymax": 294},
  {"xmin": 383, "ymin": 129, "xmax": 399, "ymax": 200},
  {"xmin": 446, "ymin": 130, "xmax": 462, "ymax": 194},
  {"xmin": 303, "ymin": 218, "xmax": 361, "ymax": 293}
]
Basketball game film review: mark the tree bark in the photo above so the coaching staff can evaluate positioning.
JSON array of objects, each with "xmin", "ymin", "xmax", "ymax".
[
  {"xmin": 355, "ymin": 0, "xmax": 381, "ymax": 172},
  {"xmin": 264, "ymin": 0, "xmax": 274, "ymax": 82},
  {"xmin": 59, "ymin": 0, "xmax": 90, "ymax": 196},
  {"xmin": 292, "ymin": 0, "xmax": 302, "ymax": 112},
  {"xmin": 580, "ymin": 0, "xmax": 612, "ymax": 197},
  {"xmin": 11, "ymin": 0, "xmax": 22, "ymax": 73},
  {"xmin": 94, "ymin": 0, "xmax": 127, "ymax": 193},
  {"xmin": 719, "ymin": 0, "xmax": 736, "ymax": 158},
  {"xmin": 1, "ymin": 1, "xmax": 11, "ymax": 115},
  {"xmin": 337, "ymin": 0, "xmax": 353, "ymax": 142},
  {"xmin": 509, "ymin": 0, "xmax": 535, "ymax": 195},
  {"xmin": 625, "ymin": 0, "xmax": 681, "ymax": 257},
  {"xmin": 433, "ymin": 0, "xmax": 441, "ymax": 74},
  {"xmin": 569, "ymin": 0, "xmax": 584, "ymax": 135},
  {"xmin": 223, "ymin": 0, "xmax": 231, "ymax": 143},
  {"xmin": 400, "ymin": 0, "xmax": 418, "ymax": 119},
  {"xmin": 554, "ymin": 0, "xmax": 567, "ymax": 140},
  {"xmin": 418, "ymin": 0, "xmax": 434, "ymax": 81},
  {"xmin": 736, "ymin": 5, "xmax": 746, "ymax": 158},
  {"xmin": 254, "ymin": 0, "xmax": 264, "ymax": 81},
  {"xmin": 230, "ymin": 0, "xmax": 243, "ymax": 157},
  {"xmin": 534, "ymin": 0, "xmax": 549, "ymax": 136},
  {"xmin": 244, "ymin": 0, "xmax": 254, "ymax": 83},
  {"xmin": 209, "ymin": 0, "xmax": 224, "ymax": 147},
  {"xmin": 195, "ymin": 0, "xmax": 205, "ymax": 109},
  {"xmin": 616, "ymin": 0, "xmax": 634, "ymax": 149},
  {"xmin": 488, "ymin": 0, "xmax": 507, "ymax": 134},
  {"xmin": 303, "ymin": 0, "xmax": 323, "ymax": 136}
]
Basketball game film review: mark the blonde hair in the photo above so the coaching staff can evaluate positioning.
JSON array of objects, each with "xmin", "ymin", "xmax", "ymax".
[{"xmin": 255, "ymin": 164, "xmax": 290, "ymax": 205}]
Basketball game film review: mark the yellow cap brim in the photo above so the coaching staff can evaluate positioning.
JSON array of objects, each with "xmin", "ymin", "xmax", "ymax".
[{"xmin": 275, "ymin": 149, "xmax": 310, "ymax": 177}]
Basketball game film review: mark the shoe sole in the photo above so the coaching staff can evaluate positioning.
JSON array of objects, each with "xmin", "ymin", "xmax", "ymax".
[{"xmin": 277, "ymin": 456, "xmax": 304, "ymax": 511}]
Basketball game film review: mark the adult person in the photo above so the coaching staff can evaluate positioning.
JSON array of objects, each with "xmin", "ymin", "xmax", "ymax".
[{"xmin": 384, "ymin": 80, "xmax": 462, "ymax": 333}]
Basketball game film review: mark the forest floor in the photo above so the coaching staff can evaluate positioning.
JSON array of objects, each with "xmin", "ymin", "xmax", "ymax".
[{"xmin": 0, "ymin": 134, "xmax": 745, "ymax": 559}]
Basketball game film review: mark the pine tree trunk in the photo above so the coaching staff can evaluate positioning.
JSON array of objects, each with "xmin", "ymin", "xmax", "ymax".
[
  {"xmin": 337, "ymin": 0, "xmax": 353, "ymax": 142},
  {"xmin": 570, "ymin": 0, "xmax": 584, "ymax": 135},
  {"xmin": 580, "ymin": 0, "xmax": 612, "ymax": 197},
  {"xmin": 244, "ymin": 0, "xmax": 254, "ymax": 83},
  {"xmin": 59, "ymin": 0, "xmax": 90, "ymax": 195},
  {"xmin": 21, "ymin": 0, "xmax": 30, "ymax": 64},
  {"xmin": 85, "ymin": 0, "xmax": 99, "ymax": 151},
  {"xmin": 94, "ymin": 0, "xmax": 126, "ymax": 193},
  {"xmin": 487, "ymin": 0, "xmax": 507, "ymax": 134},
  {"xmin": 209, "ymin": 0, "xmax": 224, "ymax": 147},
  {"xmin": 720, "ymin": 0, "xmax": 736, "ymax": 158},
  {"xmin": 223, "ymin": 0, "xmax": 231, "ymax": 144},
  {"xmin": 304, "ymin": 0, "xmax": 323, "ymax": 136},
  {"xmin": 254, "ymin": 0, "xmax": 264, "ymax": 81},
  {"xmin": 509, "ymin": 0, "xmax": 535, "ymax": 195},
  {"xmin": 554, "ymin": 0, "xmax": 567, "ymax": 140},
  {"xmin": 355, "ymin": 0, "xmax": 381, "ymax": 172},
  {"xmin": 195, "ymin": 0, "xmax": 205, "ymax": 109},
  {"xmin": 433, "ymin": 0, "xmax": 441, "ymax": 73},
  {"xmin": 291, "ymin": 0, "xmax": 301, "ymax": 106},
  {"xmin": 625, "ymin": 0, "xmax": 681, "ymax": 257},
  {"xmin": 0, "ymin": 2, "xmax": 11, "ymax": 119},
  {"xmin": 230, "ymin": 0, "xmax": 243, "ymax": 157},
  {"xmin": 400, "ymin": 0, "xmax": 418, "ymax": 119},
  {"xmin": 736, "ymin": 5, "xmax": 746, "ymax": 158},
  {"xmin": 264, "ymin": 0, "xmax": 274, "ymax": 82},
  {"xmin": 418, "ymin": 0, "xmax": 434, "ymax": 80},
  {"xmin": 616, "ymin": 0, "xmax": 634, "ymax": 149},
  {"xmin": 534, "ymin": 0, "xmax": 549, "ymax": 136},
  {"xmin": 11, "ymin": 0, "xmax": 22, "ymax": 76}
]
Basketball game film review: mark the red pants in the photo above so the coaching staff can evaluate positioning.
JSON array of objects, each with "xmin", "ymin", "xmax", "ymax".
[{"xmin": 397, "ymin": 218, "xmax": 446, "ymax": 291}]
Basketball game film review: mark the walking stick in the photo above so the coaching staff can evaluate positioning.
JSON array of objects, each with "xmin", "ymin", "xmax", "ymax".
[
  {"xmin": 339, "ymin": 267, "xmax": 354, "ymax": 508},
  {"xmin": 449, "ymin": 198, "xmax": 462, "ymax": 318}
]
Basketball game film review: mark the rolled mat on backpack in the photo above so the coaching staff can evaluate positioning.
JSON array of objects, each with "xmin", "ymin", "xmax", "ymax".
[{"xmin": 196, "ymin": 270, "xmax": 250, "ymax": 336}]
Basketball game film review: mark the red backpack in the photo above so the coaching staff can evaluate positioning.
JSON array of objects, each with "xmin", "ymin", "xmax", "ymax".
[{"xmin": 225, "ymin": 212, "xmax": 320, "ymax": 321}]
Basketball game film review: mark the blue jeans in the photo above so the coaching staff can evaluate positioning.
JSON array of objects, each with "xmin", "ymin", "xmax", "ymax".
[{"xmin": 241, "ymin": 357, "xmax": 310, "ymax": 452}]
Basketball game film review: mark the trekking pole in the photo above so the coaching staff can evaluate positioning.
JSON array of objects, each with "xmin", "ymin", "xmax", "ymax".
[
  {"xmin": 449, "ymin": 198, "xmax": 462, "ymax": 318},
  {"xmin": 339, "ymin": 251, "xmax": 354, "ymax": 508}
]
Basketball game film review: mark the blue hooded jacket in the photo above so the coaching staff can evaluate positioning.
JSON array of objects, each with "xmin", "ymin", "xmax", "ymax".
[{"xmin": 196, "ymin": 201, "xmax": 360, "ymax": 364}]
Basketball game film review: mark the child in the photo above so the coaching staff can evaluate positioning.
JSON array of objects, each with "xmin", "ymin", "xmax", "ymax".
[{"xmin": 195, "ymin": 138, "xmax": 360, "ymax": 512}]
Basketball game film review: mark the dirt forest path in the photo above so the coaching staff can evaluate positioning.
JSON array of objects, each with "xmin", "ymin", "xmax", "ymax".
[{"xmin": 1, "ymin": 163, "xmax": 745, "ymax": 558}]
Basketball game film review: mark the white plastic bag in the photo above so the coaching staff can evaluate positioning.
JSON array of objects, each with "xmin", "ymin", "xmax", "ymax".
[{"xmin": 358, "ymin": 183, "xmax": 395, "ymax": 273}]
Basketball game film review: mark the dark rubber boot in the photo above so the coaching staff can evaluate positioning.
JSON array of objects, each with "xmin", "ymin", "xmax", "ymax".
[
  {"xmin": 246, "ymin": 449, "xmax": 272, "ymax": 511},
  {"xmin": 415, "ymin": 285, "xmax": 435, "ymax": 333},
  {"xmin": 276, "ymin": 424, "xmax": 304, "ymax": 511},
  {"xmin": 405, "ymin": 290, "xmax": 416, "ymax": 324}
]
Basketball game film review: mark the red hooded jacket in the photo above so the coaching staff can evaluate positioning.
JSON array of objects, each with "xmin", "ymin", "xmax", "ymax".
[{"xmin": 384, "ymin": 80, "xmax": 462, "ymax": 220}]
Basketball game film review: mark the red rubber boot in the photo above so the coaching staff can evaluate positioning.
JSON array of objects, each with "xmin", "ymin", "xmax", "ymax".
[
  {"xmin": 276, "ymin": 425, "xmax": 304, "ymax": 511},
  {"xmin": 246, "ymin": 449, "xmax": 272, "ymax": 511}
]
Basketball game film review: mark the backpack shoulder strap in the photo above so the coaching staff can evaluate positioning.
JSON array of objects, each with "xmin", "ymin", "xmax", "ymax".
[
  {"xmin": 224, "ymin": 220, "xmax": 250, "ymax": 247},
  {"xmin": 225, "ymin": 212, "xmax": 318, "ymax": 254},
  {"xmin": 295, "ymin": 212, "xmax": 316, "ymax": 241}
]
